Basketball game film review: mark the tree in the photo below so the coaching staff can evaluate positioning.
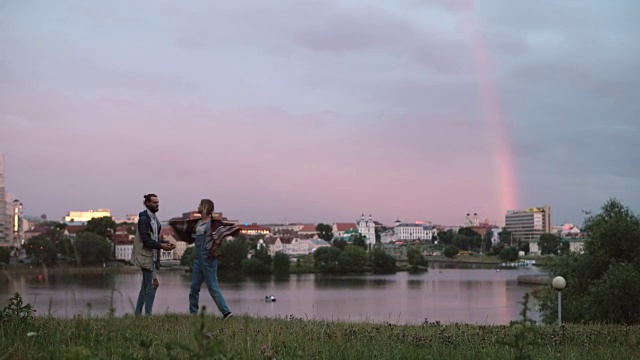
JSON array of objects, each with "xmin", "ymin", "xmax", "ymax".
[
  {"xmin": 218, "ymin": 237, "xmax": 249, "ymax": 271},
  {"xmin": 332, "ymin": 239, "xmax": 347, "ymax": 250},
  {"xmin": 538, "ymin": 199, "xmax": 640, "ymax": 324},
  {"xmin": 351, "ymin": 233, "xmax": 367, "ymax": 250},
  {"xmin": 452, "ymin": 234, "xmax": 472, "ymax": 251},
  {"xmin": 84, "ymin": 216, "xmax": 117, "ymax": 240},
  {"xmin": 458, "ymin": 227, "xmax": 480, "ymax": 238},
  {"xmin": 499, "ymin": 247, "xmax": 519, "ymax": 262},
  {"xmin": 253, "ymin": 245, "xmax": 272, "ymax": 266},
  {"xmin": 272, "ymin": 252, "xmax": 290, "ymax": 274},
  {"xmin": 407, "ymin": 246, "xmax": 427, "ymax": 270},
  {"xmin": 372, "ymin": 246, "xmax": 396, "ymax": 274},
  {"xmin": 74, "ymin": 232, "xmax": 112, "ymax": 265},
  {"xmin": 444, "ymin": 245, "xmax": 459, "ymax": 258},
  {"xmin": 538, "ymin": 233, "xmax": 561, "ymax": 255},
  {"xmin": 482, "ymin": 230, "xmax": 494, "ymax": 254},
  {"xmin": 313, "ymin": 246, "xmax": 341, "ymax": 273},
  {"xmin": 498, "ymin": 229, "xmax": 513, "ymax": 245},
  {"xmin": 316, "ymin": 223, "xmax": 334, "ymax": 242},
  {"xmin": 490, "ymin": 242, "xmax": 506, "ymax": 256},
  {"xmin": 0, "ymin": 246, "xmax": 11, "ymax": 264},
  {"xmin": 437, "ymin": 230, "xmax": 453, "ymax": 245},
  {"xmin": 241, "ymin": 258, "xmax": 271, "ymax": 274},
  {"xmin": 518, "ymin": 241, "xmax": 530, "ymax": 255},
  {"xmin": 24, "ymin": 235, "xmax": 58, "ymax": 264},
  {"xmin": 337, "ymin": 245, "xmax": 367, "ymax": 273},
  {"xmin": 180, "ymin": 246, "xmax": 195, "ymax": 271}
]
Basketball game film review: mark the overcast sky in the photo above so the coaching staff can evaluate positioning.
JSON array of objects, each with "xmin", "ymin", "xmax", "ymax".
[{"xmin": 1, "ymin": 0, "xmax": 639, "ymax": 226}]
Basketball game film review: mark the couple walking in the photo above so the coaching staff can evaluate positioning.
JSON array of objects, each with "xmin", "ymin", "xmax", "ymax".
[{"xmin": 131, "ymin": 194, "xmax": 239, "ymax": 318}]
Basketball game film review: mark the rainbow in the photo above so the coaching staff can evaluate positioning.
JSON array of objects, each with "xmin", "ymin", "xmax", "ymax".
[{"xmin": 464, "ymin": 9, "xmax": 520, "ymax": 218}]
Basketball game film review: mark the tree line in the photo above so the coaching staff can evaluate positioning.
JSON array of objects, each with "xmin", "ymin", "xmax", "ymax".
[{"xmin": 20, "ymin": 217, "xmax": 116, "ymax": 266}]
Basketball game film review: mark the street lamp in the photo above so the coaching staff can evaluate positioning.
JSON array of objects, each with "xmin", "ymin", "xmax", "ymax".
[{"xmin": 551, "ymin": 276, "xmax": 566, "ymax": 326}]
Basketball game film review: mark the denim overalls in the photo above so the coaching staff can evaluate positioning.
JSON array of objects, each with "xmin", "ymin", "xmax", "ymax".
[{"xmin": 188, "ymin": 220, "xmax": 231, "ymax": 316}]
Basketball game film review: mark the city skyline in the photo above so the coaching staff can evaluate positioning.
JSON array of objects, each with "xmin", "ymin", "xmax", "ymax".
[{"xmin": 1, "ymin": 1, "xmax": 639, "ymax": 226}]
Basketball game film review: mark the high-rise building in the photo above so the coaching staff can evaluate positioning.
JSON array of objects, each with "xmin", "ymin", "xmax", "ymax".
[
  {"xmin": 504, "ymin": 205, "xmax": 552, "ymax": 254},
  {"xmin": 11, "ymin": 199, "xmax": 24, "ymax": 247},
  {"xmin": 0, "ymin": 154, "xmax": 9, "ymax": 246}
]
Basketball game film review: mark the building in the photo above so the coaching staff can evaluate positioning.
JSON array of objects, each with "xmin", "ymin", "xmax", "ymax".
[
  {"xmin": 393, "ymin": 220, "xmax": 437, "ymax": 242},
  {"xmin": 114, "ymin": 233, "xmax": 135, "ymax": 262},
  {"xmin": 505, "ymin": 205, "xmax": 552, "ymax": 255},
  {"xmin": 297, "ymin": 224, "xmax": 318, "ymax": 237},
  {"xmin": 10, "ymin": 199, "xmax": 25, "ymax": 247},
  {"xmin": 464, "ymin": 213, "xmax": 480, "ymax": 227},
  {"xmin": 0, "ymin": 154, "xmax": 8, "ymax": 246},
  {"xmin": 356, "ymin": 214, "xmax": 376, "ymax": 245},
  {"xmin": 238, "ymin": 223, "xmax": 270, "ymax": 236},
  {"xmin": 264, "ymin": 236, "xmax": 330, "ymax": 256},
  {"xmin": 332, "ymin": 222, "xmax": 358, "ymax": 238},
  {"xmin": 23, "ymin": 224, "xmax": 50, "ymax": 241},
  {"xmin": 118, "ymin": 214, "xmax": 140, "ymax": 223},
  {"xmin": 64, "ymin": 209, "xmax": 112, "ymax": 223},
  {"xmin": 268, "ymin": 223, "xmax": 305, "ymax": 233},
  {"xmin": 63, "ymin": 225, "xmax": 86, "ymax": 241}
]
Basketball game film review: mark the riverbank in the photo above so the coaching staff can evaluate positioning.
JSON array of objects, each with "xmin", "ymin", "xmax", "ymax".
[{"xmin": 1, "ymin": 313, "xmax": 637, "ymax": 359}]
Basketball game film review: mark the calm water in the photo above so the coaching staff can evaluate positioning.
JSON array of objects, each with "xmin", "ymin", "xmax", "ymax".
[{"xmin": 0, "ymin": 263, "xmax": 545, "ymax": 325}]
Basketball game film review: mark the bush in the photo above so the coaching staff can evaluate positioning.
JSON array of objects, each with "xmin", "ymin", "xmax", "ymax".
[
  {"xmin": 242, "ymin": 258, "xmax": 271, "ymax": 274},
  {"xmin": 407, "ymin": 246, "xmax": 427, "ymax": 270},
  {"xmin": 372, "ymin": 247, "xmax": 396, "ymax": 274},
  {"xmin": 74, "ymin": 232, "xmax": 112, "ymax": 265},
  {"xmin": 499, "ymin": 247, "xmax": 519, "ymax": 262},
  {"xmin": 218, "ymin": 238, "xmax": 249, "ymax": 271},
  {"xmin": 180, "ymin": 246, "xmax": 195, "ymax": 271},
  {"xmin": 272, "ymin": 252, "xmax": 290, "ymax": 274},
  {"xmin": 313, "ymin": 246, "xmax": 341, "ymax": 273},
  {"xmin": 444, "ymin": 245, "xmax": 459, "ymax": 258},
  {"xmin": 538, "ymin": 199, "xmax": 640, "ymax": 324},
  {"xmin": 337, "ymin": 245, "xmax": 367, "ymax": 273}
]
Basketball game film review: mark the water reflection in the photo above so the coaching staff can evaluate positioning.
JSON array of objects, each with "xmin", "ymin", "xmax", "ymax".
[{"xmin": 0, "ymin": 265, "xmax": 545, "ymax": 325}]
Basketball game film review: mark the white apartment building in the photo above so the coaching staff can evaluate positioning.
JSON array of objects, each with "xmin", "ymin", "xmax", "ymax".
[
  {"xmin": 393, "ymin": 221, "xmax": 437, "ymax": 241},
  {"xmin": 505, "ymin": 205, "xmax": 552, "ymax": 255},
  {"xmin": 265, "ymin": 237, "xmax": 330, "ymax": 256}
]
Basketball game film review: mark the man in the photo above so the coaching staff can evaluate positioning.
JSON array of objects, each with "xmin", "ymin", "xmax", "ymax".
[{"xmin": 132, "ymin": 193, "xmax": 175, "ymax": 315}]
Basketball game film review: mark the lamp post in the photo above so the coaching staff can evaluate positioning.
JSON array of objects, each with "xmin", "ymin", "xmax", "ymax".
[{"xmin": 551, "ymin": 276, "xmax": 566, "ymax": 326}]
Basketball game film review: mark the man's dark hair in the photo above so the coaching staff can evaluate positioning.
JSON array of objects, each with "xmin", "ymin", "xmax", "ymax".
[{"xmin": 143, "ymin": 193, "xmax": 158, "ymax": 206}]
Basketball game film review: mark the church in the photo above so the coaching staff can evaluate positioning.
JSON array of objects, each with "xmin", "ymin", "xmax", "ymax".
[{"xmin": 357, "ymin": 214, "xmax": 376, "ymax": 245}]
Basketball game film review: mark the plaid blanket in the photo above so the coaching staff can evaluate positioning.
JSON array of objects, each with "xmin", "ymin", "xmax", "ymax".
[{"xmin": 169, "ymin": 218, "xmax": 241, "ymax": 257}]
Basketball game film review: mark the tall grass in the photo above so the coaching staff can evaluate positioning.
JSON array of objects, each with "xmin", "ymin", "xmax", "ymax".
[{"xmin": 2, "ymin": 310, "xmax": 640, "ymax": 359}]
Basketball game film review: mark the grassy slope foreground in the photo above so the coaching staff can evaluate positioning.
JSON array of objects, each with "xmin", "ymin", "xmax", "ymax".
[{"xmin": 2, "ymin": 313, "xmax": 639, "ymax": 359}]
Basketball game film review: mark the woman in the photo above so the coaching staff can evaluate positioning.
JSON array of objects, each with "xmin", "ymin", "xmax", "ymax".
[{"xmin": 180, "ymin": 199, "xmax": 240, "ymax": 318}]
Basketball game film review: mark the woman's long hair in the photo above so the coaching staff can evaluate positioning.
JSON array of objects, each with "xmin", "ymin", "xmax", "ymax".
[{"xmin": 200, "ymin": 199, "xmax": 215, "ymax": 217}]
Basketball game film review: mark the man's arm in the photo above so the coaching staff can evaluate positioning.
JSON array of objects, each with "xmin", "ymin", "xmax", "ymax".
[{"xmin": 138, "ymin": 216, "xmax": 161, "ymax": 250}]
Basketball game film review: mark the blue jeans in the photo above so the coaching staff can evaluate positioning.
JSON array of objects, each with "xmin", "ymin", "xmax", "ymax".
[
  {"xmin": 135, "ymin": 266, "xmax": 157, "ymax": 315},
  {"xmin": 189, "ymin": 257, "xmax": 230, "ymax": 316}
]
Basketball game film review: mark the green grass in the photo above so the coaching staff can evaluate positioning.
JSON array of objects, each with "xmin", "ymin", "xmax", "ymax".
[{"xmin": 2, "ymin": 313, "xmax": 639, "ymax": 359}]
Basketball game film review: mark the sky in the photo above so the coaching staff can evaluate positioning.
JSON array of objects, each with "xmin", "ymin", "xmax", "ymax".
[{"xmin": 1, "ymin": 0, "xmax": 639, "ymax": 226}]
